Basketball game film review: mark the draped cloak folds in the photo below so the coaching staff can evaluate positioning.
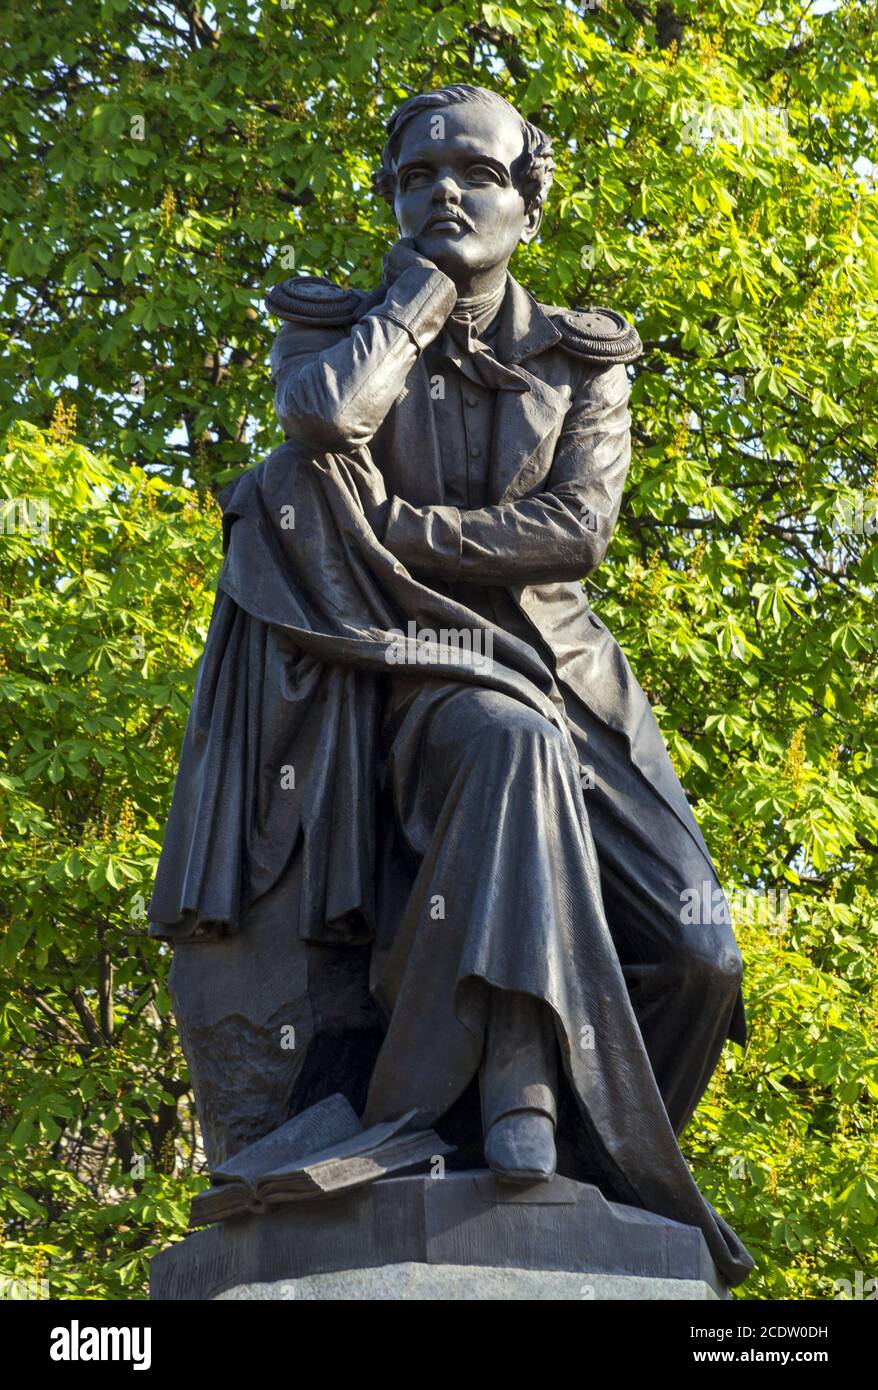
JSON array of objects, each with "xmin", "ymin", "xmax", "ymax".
[{"xmin": 147, "ymin": 437, "xmax": 754, "ymax": 1287}]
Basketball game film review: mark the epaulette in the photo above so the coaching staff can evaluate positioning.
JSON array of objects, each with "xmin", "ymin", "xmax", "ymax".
[
  {"xmin": 264, "ymin": 275, "xmax": 369, "ymax": 326},
  {"xmin": 547, "ymin": 306, "xmax": 642, "ymax": 364}
]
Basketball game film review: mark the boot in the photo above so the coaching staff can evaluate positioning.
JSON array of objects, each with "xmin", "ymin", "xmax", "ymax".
[{"xmin": 480, "ymin": 988, "xmax": 558, "ymax": 1183}]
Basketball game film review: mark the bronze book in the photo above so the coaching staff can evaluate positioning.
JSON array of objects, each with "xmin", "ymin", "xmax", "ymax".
[{"xmin": 189, "ymin": 1094, "xmax": 452, "ymax": 1227}]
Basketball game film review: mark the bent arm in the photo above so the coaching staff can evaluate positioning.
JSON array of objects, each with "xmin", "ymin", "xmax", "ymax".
[
  {"xmin": 381, "ymin": 362, "xmax": 632, "ymax": 585},
  {"xmin": 271, "ymin": 266, "xmax": 457, "ymax": 452}
]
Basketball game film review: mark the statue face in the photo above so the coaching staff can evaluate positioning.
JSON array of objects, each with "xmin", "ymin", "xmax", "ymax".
[{"xmin": 392, "ymin": 103, "xmax": 540, "ymax": 281}]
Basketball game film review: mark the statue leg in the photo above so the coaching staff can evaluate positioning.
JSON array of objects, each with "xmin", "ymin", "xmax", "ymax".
[
  {"xmin": 363, "ymin": 679, "xmax": 580, "ymax": 1156},
  {"xmin": 479, "ymin": 988, "xmax": 558, "ymax": 1181},
  {"xmin": 562, "ymin": 690, "xmax": 745, "ymax": 1137}
]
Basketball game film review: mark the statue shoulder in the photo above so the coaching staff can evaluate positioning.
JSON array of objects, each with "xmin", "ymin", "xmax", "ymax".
[
  {"xmin": 543, "ymin": 304, "xmax": 642, "ymax": 365},
  {"xmin": 264, "ymin": 274, "xmax": 381, "ymax": 326}
]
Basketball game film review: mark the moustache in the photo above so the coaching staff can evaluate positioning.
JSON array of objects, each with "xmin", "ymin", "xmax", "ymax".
[{"xmin": 421, "ymin": 210, "xmax": 476, "ymax": 233}]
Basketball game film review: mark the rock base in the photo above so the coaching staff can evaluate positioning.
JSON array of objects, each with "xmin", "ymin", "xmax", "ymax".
[{"xmin": 150, "ymin": 1171, "xmax": 731, "ymax": 1301}]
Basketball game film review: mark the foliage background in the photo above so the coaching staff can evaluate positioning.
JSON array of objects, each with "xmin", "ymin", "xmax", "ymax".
[{"xmin": 1, "ymin": 0, "xmax": 877, "ymax": 1299}]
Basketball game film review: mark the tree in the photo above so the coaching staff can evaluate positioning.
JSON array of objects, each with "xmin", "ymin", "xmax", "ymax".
[{"xmin": 1, "ymin": 0, "xmax": 876, "ymax": 1299}]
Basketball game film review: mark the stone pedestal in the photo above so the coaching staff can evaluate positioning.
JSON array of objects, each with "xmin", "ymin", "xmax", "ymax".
[
  {"xmin": 150, "ymin": 1172, "xmax": 730, "ymax": 1301},
  {"xmin": 215, "ymin": 1265, "xmax": 721, "ymax": 1300}
]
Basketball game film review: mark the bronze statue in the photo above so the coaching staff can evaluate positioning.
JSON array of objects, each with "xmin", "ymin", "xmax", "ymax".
[{"xmin": 149, "ymin": 85, "xmax": 753, "ymax": 1288}]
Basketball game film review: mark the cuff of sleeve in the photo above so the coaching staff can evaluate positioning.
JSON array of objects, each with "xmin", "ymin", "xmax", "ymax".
[
  {"xmin": 382, "ymin": 498, "xmax": 462, "ymax": 581},
  {"xmin": 370, "ymin": 267, "xmax": 457, "ymax": 353}
]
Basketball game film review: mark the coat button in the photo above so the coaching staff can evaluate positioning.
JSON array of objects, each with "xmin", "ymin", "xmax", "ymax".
[
  {"xmin": 465, "ymin": 395, "xmax": 478, "ymax": 407},
  {"xmin": 470, "ymin": 445, "xmax": 481, "ymax": 458}
]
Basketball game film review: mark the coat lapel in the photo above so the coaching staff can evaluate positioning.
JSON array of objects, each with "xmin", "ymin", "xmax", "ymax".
[
  {"xmin": 490, "ymin": 367, "xmax": 571, "ymax": 504},
  {"xmin": 488, "ymin": 277, "xmax": 569, "ymax": 504}
]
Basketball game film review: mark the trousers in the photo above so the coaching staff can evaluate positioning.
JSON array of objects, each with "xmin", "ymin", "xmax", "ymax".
[{"xmin": 363, "ymin": 675, "xmax": 743, "ymax": 1141}]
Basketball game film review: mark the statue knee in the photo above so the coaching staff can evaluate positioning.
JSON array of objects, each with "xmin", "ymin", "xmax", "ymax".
[
  {"xmin": 676, "ymin": 932, "xmax": 743, "ymax": 1003},
  {"xmin": 489, "ymin": 703, "xmax": 568, "ymax": 760}
]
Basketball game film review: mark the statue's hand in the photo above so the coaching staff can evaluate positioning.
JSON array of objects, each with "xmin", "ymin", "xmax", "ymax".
[{"xmin": 381, "ymin": 236, "xmax": 440, "ymax": 286}]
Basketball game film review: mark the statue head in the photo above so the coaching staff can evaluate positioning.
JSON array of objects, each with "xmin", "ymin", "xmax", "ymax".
[{"xmin": 372, "ymin": 85, "xmax": 555, "ymax": 286}]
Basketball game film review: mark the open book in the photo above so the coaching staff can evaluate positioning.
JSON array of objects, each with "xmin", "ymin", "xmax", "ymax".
[{"xmin": 189, "ymin": 1093, "xmax": 453, "ymax": 1227}]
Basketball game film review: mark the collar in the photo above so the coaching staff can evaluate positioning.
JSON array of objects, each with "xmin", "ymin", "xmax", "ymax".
[
  {"xmin": 432, "ymin": 272, "xmax": 563, "ymax": 368},
  {"xmin": 434, "ymin": 273, "xmax": 564, "ymax": 391},
  {"xmin": 492, "ymin": 272, "xmax": 563, "ymax": 366}
]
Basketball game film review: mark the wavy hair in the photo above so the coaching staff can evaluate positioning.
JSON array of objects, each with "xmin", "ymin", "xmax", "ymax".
[{"xmin": 372, "ymin": 85, "xmax": 555, "ymax": 216}]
